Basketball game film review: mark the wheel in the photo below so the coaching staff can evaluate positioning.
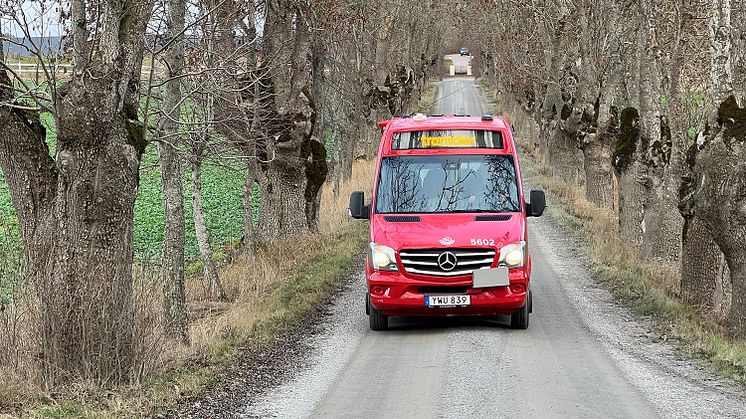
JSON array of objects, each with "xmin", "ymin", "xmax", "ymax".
[
  {"xmin": 510, "ymin": 290, "xmax": 531, "ymax": 329},
  {"xmin": 367, "ymin": 294, "xmax": 389, "ymax": 331}
]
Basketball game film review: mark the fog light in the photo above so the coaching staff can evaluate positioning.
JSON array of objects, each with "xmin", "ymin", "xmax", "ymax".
[
  {"xmin": 510, "ymin": 284, "xmax": 525, "ymax": 294},
  {"xmin": 371, "ymin": 286, "xmax": 387, "ymax": 296}
]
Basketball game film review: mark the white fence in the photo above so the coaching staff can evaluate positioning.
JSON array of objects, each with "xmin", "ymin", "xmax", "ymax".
[
  {"xmin": 9, "ymin": 62, "xmax": 73, "ymax": 73},
  {"xmin": 5, "ymin": 62, "xmax": 164, "ymax": 82},
  {"xmin": 5, "ymin": 62, "xmax": 73, "ymax": 80}
]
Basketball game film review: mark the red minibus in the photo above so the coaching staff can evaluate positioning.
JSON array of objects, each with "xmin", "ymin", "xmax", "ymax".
[{"xmin": 349, "ymin": 113, "xmax": 546, "ymax": 330}]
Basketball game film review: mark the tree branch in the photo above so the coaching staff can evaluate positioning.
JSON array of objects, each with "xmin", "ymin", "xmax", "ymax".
[{"xmin": 0, "ymin": 34, "xmax": 58, "ymax": 240}]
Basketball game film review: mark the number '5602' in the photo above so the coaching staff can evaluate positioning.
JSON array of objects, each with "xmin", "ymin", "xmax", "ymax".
[{"xmin": 470, "ymin": 239, "xmax": 495, "ymax": 246}]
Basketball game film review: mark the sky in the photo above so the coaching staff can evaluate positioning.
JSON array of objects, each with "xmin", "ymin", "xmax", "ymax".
[
  {"xmin": 2, "ymin": 1, "xmax": 63, "ymax": 38},
  {"xmin": 2, "ymin": 0, "xmax": 265, "ymax": 58}
]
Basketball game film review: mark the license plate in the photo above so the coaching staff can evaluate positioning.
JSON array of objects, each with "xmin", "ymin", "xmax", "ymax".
[
  {"xmin": 425, "ymin": 295, "xmax": 471, "ymax": 308},
  {"xmin": 473, "ymin": 267, "xmax": 510, "ymax": 288}
]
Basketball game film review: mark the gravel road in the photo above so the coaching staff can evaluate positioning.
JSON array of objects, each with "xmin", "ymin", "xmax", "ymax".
[{"xmin": 236, "ymin": 78, "xmax": 746, "ymax": 418}]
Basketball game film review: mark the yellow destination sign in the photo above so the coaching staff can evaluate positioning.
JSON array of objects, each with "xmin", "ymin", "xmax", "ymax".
[{"xmin": 421, "ymin": 135, "xmax": 477, "ymax": 147}]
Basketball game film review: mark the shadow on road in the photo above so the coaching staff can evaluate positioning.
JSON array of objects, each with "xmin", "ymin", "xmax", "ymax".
[{"xmin": 385, "ymin": 314, "xmax": 512, "ymax": 331}]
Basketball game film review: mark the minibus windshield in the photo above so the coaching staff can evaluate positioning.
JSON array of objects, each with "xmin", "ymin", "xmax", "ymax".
[{"xmin": 375, "ymin": 155, "xmax": 520, "ymax": 214}]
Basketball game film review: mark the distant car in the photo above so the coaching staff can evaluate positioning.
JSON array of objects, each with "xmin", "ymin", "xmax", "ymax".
[{"xmin": 460, "ymin": 48, "xmax": 469, "ymax": 56}]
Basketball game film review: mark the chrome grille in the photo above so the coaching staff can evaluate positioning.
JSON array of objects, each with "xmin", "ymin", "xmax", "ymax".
[{"xmin": 399, "ymin": 248, "xmax": 496, "ymax": 277}]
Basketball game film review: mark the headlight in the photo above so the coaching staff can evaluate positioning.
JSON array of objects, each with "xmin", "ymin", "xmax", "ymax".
[
  {"xmin": 370, "ymin": 243, "xmax": 399, "ymax": 271},
  {"xmin": 499, "ymin": 241, "xmax": 525, "ymax": 268}
]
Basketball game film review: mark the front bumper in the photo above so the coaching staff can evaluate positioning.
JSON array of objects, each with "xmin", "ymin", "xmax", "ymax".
[{"xmin": 367, "ymin": 269, "xmax": 529, "ymax": 317}]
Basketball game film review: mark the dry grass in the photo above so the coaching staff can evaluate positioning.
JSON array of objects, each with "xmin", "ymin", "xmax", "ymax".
[
  {"xmin": 517, "ymin": 142, "xmax": 746, "ymax": 383},
  {"xmin": 476, "ymin": 73, "xmax": 746, "ymax": 382},
  {"xmin": 524, "ymin": 158, "xmax": 681, "ymax": 294},
  {"xmin": 0, "ymin": 252, "xmax": 41, "ymax": 414},
  {"xmin": 417, "ymin": 80, "xmax": 438, "ymax": 114},
  {"xmin": 0, "ymin": 160, "xmax": 375, "ymax": 418}
]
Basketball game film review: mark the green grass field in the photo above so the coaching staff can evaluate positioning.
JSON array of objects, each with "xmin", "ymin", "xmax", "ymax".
[
  {"xmin": 134, "ymin": 142, "xmax": 247, "ymax": 262},
  {"xmin": 0, "ymin": 114, "xmax": 248, "ymax": 269}
]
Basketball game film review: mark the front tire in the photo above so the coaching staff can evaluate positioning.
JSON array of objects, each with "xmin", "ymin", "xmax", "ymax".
[
  {"xmin": 367, "ymin": 295, "xmax": 389, "ymax": 331},
  {"xmin": 510, "ymin": 290, "xmax": 531, "ymax": 330}
]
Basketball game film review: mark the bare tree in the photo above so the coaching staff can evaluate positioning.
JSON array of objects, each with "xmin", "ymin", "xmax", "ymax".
[
  {"xmin": 673, "ymin": 0, "xmax": 730, "ymax": 316},
  {"xmin": 190, "ymin": 147, "xmax": 226, "ymax": 300},
  {"xmin": 0, "ymin": 0, "xmax": 152, "ymax": 384},
  {"xmin": 157, "ymin": 0, "xmax": 190, "ymax": 344},
  {"xmin": 466, "ymin": 0, "xmax": 745, "ymax": 333},
  {"xmin": 688, "ymin": 0, "xmax": 746, "ymax": 335},
  {"xmin": 573, "ymin": 0, "xmax": 623, "ymax": 209}
]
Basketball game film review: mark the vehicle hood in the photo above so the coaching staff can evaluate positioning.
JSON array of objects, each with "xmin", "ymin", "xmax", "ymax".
[{"xmin": 371, "ymin": 213, "xmax": 525, "ymax": 250}]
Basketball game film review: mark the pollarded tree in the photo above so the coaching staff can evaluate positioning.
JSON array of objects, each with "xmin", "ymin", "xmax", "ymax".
[
  {"xmin": 611, "ymin": 0, "xmax": 687, "ymax": 262},
  {"xmin": 673, "ymin": 0, "xmax": 731, "ymax": 317},
  {"xmin": 0, "ymin": 0, "xmax": 152, "ymax": 384},
  {"xmin": 688, "ymin": 0, "xmax": 746, "ymax": 335},
  {"xmin": 256, "ymin": 0, "xmax": 328, "ymax": 240},
  {"xmin": 565, "ymin": 0, "xmax": 624, "ymax": 210}
]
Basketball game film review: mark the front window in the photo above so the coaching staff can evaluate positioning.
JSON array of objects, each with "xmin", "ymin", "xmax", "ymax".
[{"xmin": 375, "ymin": 155, "xmax": 520, "ymax": 214}]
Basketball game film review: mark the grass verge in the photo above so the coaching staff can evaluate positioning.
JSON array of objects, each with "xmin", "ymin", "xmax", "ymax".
[
  {"xmin": 23, "ymin": 223, "xmax": 363, "ymax": 417},
  {"xmin": 443, "ymin": 59, "xmax": 454, "ymax": 75},
  {"xmin": 519, "ymin": 147, "xmax": 746, "ymax": 383},
  {"xmin": 1, "ymin": 160, "xmax": 373, "ymax": 418},
  {"xmin": 417, "ymin": 79, "xmax": 438, "ymax": 114},
  {"xmin": 476, "ymin": 75, "xmax": 746, "ymax": 382}
]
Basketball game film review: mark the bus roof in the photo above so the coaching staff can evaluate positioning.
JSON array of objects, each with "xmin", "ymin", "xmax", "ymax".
[
  {"xmin": 382, "ymin": 115, "xmax": 510, "ymax": 132},
  {"xmin": 378, "ymin": 114, "xmax": 516, "ymax": 156}
]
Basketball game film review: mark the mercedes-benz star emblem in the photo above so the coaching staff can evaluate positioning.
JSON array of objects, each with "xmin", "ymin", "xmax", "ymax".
[{"xmin": 437, "ymin": 251, "xmax": 458, "ymax": 271}]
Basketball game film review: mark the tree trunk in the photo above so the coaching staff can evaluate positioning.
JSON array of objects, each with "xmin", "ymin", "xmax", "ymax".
[
  {"xmin": 0, "ymin": 3, "xmax": 150, "ymax": 383},
  {"xmin": 537, "ymin": 13, "xmax": 567, "ymax": 173},
  {"xmin": 575, "ymin": 0, "xmax": 620, "ymax": 211},
  {"xmin": 639, "ymin": 86, "xmax": 685, "ymax": 263},
  {"xmin": 548, "ymin": 124, "xmax": 586, "ymax": 187},
  {"xmin": 676, "ymin": 10, "xmax": 731, "ymax": 318},
  {"xmin": 257, "ymin": 0, "xmax": 328, "ymax": 242},
  {"xmin": 726, "ymin": 263, "xmax": 745, "ymax": 333},
  {"xmin": 305, "ymin": 139, "xmax": 329, "ymax": 232},
  {"xmin": 634, "ymin": 0, "xmax": 680, "ymax": 261},
  {"xmin": 192, "ymin": 159, "xmax": 225, "ymax": 301},
  {"xmin": 613, "ymin": 105, "xmax": 646, "ymax": 247},
  {"xmin": 581, "ymin": 135, "xmax": 616, "ymax": 209},
  {"xmin": 374, "ymin": 10, "xmax": 394, "ymax": 83},
  {"xmin": 159, "ymin": 0, "xmax": 189, "ymax": 344},
  {"xmin": 680, "ymin": 217, "xmax": 728, "ymax": 313},
  {"xmin": 243, "ymin": 166, "xmax": 258, "ymax": 254},
  {"xmin": 159, "ymin": 144, "xmax": 188, "ymax": 343},
  {"xmin": 259, "ymin": 163, "xmax": 310, "ymax": 241},
  {"xmin": 2, "ymin": 78, "xmax": 143, "ymax": 385},
  {"xmin": 692, "ymin": 112, "xmax": 746, "ymax": 334},
  {"xmin": 689, "ymin": 0, "xmax": 746, "ymax": 336},
  {"xmin": 715, "ymin": 256, "xmax": 733, "ymax": 322},
  {"xmin": 640, "ymin": 170, "xmax": 684, "ymax": 262},
  {"xmin": 616, "ymin": 160, "xmax": 646, "ymax": 247}
]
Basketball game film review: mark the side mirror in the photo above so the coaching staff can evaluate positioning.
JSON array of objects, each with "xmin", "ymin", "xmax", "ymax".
[
  {"xmin": 527, "ymin": 189, "xmax": 546, "ymax": 217},
  {"xmin": 349, "ymin": 191, "xmax": 371, "ymax": 220}
]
